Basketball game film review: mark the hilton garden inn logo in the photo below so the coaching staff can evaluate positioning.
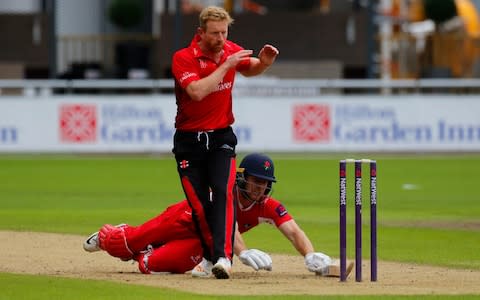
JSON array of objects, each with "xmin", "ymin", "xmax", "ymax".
[
  {"xmin": 292, "ymin": 104, "xmax": 330, "ymax": 142},
  {"xmin": 59, "ymin": 104, "xmax": 97, "ymax": 143}
]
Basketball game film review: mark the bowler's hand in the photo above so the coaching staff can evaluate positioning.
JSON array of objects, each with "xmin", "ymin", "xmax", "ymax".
[
  {"xmin": 258, "ymin": 44, "xmax": 279, "ymax": 66},
  {"xmin": 225, "ymin": 49, "xmax": 253, "ymax": 68}
]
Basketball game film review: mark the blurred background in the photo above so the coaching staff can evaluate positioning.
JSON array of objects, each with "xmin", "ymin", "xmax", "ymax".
[
  {"xmin": 1, "ymin": 0, "xmax": 480, "ymax": 83},
  {"xmin": 1, "ymin": 0, "xmax": 480, "ymax": 154}
]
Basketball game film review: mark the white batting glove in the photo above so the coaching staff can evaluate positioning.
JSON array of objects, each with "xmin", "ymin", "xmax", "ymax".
[
  {"xmin": 239, "ymin": 249, "xmax": 272, "ymax": 271},
  {"xmin": 304, "ymin": 252, "xmax": 332, "ymax": 275}
]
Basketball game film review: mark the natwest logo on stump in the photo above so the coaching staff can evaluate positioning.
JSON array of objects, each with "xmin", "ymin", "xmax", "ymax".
[
  {"xmin": 59, "ymin": 104, "xmax": 97, "ymax": 143},
  {"xmin": 292, "ymin": 104, "xmax": 330, "ymax": 142}
]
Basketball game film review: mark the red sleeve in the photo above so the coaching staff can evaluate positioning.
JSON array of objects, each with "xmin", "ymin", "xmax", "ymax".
[
  {"xmin": 172, "ymin": 50, "xmax": 200, "ymax": 89},
  {"xmin": 263, "ymin": 198, "xmax": 293, "ymax": 227}
]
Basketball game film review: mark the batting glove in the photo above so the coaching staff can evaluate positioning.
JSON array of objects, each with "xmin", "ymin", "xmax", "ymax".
[
  {"xmin": 304, "ymin": 252, "xmax": 332, "ymax": 275},
  {"xmin": 239, "ymin": 249, "xmax": 272, "ymax": 271}
]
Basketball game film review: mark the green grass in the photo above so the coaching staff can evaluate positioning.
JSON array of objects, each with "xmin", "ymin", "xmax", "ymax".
[
  {"xmin": 0, "ymin": 273, "xmax": 187, "ymax": 300},
  {"xmin": 2, "ymin": 273, "xmax": 480, "ymax": 300},
  {"xmin": 1, "ymin": 153, "xmax": 480, "ymax": 299}
]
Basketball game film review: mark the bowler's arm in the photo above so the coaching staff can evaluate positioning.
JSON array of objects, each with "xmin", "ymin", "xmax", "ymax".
[{"xmin": 186, "ymin": 49, "xmax": 253, "ymax": 101}]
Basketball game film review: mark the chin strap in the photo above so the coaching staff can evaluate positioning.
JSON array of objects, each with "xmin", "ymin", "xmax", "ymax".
[
  {"xmin": 235, "ymin": 174, "xmax": 270, "ymax": 204},
  {"xmin": 235, "ymin": 188, "xmax": 256, "ymax": 211},
  {"xmin": 239, "ymin": 186, "xmax": 265, "ymax": 202}
]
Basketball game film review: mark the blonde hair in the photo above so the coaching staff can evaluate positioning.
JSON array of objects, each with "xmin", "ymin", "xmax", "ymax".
[{"xmin": 199, "ymin": 6, "xmax": 234, "ymax": 29}]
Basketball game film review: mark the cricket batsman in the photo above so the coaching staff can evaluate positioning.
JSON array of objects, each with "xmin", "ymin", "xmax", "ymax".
[{"xmin": 84, "ymin": 153, "xmax": 353, "ymax": 278}]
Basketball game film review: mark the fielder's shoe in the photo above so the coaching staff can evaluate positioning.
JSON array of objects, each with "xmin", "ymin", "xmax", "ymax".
[
  {"xmin": 212, "ymin": 257, "xmax": 232, "ymax": 279},
  {"xmin": 82, "ymin": 223, "xmax": 126, "ymax": 252},
  {"xmin": 191, "ymin": 258, "xmax": 213, "ymax": 278}
]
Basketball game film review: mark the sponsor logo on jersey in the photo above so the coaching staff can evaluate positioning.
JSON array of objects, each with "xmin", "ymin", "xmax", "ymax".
[
  {"xmin": 179, "ymin": 72, "xmax": 196, "ymax": 83},
  {"xmin": 214, "ymin": 81, "xmax": 232, "ymax": 92}
]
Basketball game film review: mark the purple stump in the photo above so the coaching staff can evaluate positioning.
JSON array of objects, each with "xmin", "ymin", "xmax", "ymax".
[
  {"xmin": 370, "ymin": 161, "xmax": 377, "ymax": 281},
  {"xmin": 339, "ymin": 160, "xmax": 347, "ymax": 281},
  {"xmin": 355, "ymin": 160, "xmax": 362, "ymax": 282}
]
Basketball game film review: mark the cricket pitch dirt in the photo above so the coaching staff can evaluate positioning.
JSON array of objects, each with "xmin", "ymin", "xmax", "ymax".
[{"xmin": 1, "ymin": 231, "xmax": 479, "ymax": 296}]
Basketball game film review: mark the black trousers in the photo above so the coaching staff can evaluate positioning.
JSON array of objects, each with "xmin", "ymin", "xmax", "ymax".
[{"xmin": 172, "ymin": 126, "xmax": 237, "ymax": 262}]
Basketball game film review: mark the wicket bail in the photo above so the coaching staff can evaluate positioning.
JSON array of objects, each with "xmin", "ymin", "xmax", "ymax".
[{"xmin": 339, "ymin": 159, "xmax": 377, "ymax": 282}]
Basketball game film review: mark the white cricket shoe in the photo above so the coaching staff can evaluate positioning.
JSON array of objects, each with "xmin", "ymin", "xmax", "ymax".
[
  {"xmin": 212, "ymin": 257, "xmax": 232, "ymax": 279},
  {"xmin": 191, "ymin": 258, "xmax": 213, "ymax": 278},
  {"xmin": 82, "ymin": 224, "xmax": 126, "ymax": 252},
  {"xmin": 83, "ymin": 231, "xmax": 100, "ymax": 252}
]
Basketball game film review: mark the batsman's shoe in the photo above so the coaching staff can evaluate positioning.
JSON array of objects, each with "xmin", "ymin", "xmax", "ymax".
[
  {"xmin": 83, "ymin": 231, "xmax": 100, "ymax": 252},
  {"xmin": 137, "ymin": 245, "xmax": 154, "ymax": 274},
  {"xmin": 191, "ymin": 258, "xmax": 213, "ymax": 278},
  {"xmin": 82, "ymin": 223, "xmax": 126, "ymax": 253},
  {"xmin": 212, "ymin": 257, "xmax": 232, "ymax": 279}
]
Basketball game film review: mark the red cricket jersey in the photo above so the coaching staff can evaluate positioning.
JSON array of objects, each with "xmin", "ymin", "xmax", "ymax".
[
  {"xmin": 171, "ymin": 34, "xmax": 251, "ymax": 131},
  {"xmin": 236, "ymin": 196, "xmax": 293, "ymax": 234},
  {"xmin": 174, "ymin": 196, "xmax": 292, "ymax": 235}
]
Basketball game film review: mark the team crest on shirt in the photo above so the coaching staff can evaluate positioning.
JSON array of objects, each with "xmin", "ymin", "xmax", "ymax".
[
  {"xmin": 199, "ymin": 59, "xmax": 207, "ymax": 69},
  {"xmin": 275, "ymin": 204, "xmax": 288, "ymax": 217},
  {"xmin": 179, "ymin": 160, "xmax": 189, "ymax": 169}
]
